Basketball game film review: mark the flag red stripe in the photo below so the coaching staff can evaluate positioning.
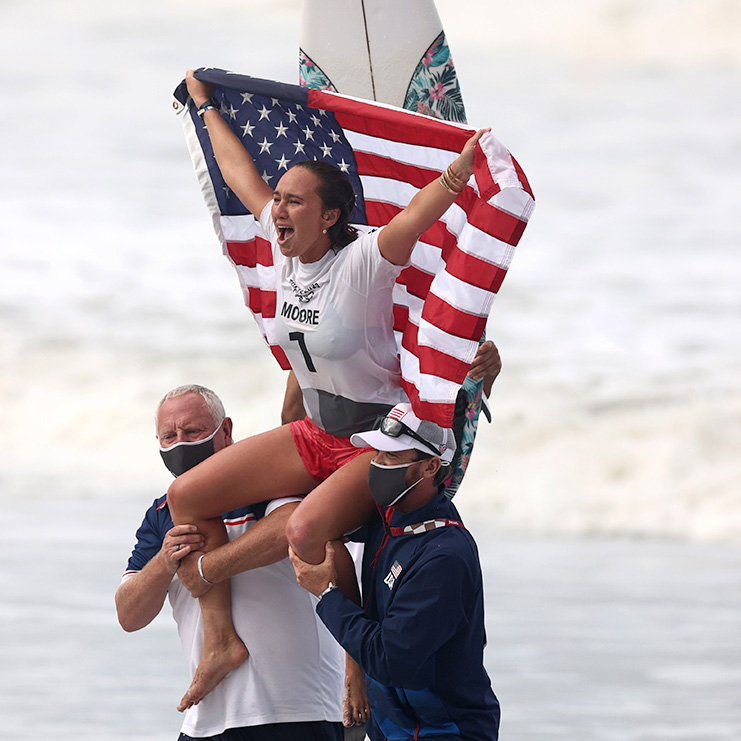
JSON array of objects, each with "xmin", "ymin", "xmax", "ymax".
[
  {"xmin": 354, "ymin": 151, "xmax": 442, "ymax": 191},
  {"xmin": 512, "ymin": 155, "xmax": 534, "ymax": 200},
  {"xmin": 421, "ymin": 293, "xmax": 489, "ymax": 340},
  {"xmin": 365, "ymin": 200, "xmax": 403, "ymax": 228},
  {"xmin": 393, "ymin": 303, "xmax": 409, "ymax": 333},
  {"xmin": 246, "ymin": 287, "xmax": 277, "ymax": 318},
  {"xmin": 308, "ymin": 89, "xmax": 472, "ymax": 153},
  {"xmin": 397, "ymin": 266, "xmax": 434, "ymax": 300},
  {"xmin": 269, "ymin": 343, "xmax": 291, "ymax": 370},
  {"xmin": 472, "ymin": 144, "xmax": 500, "ymax": 202},
  {"xmin": 401, "ymin": 380, "xmax": 455, "ymax": 428},
  {"xmin": 444, "ymin": 250, "xmax": 508, "ymax": 293},
  {"xmin": 400, "ymin": 322, "xmax": 471, "ymax": 381},
  {"xmin": 226, "ymin": 237, "xmax": 272, "ymax": 267},
  {"xmin": 465, "ymin": 197, "xmax": 527, "ymax": 246}
]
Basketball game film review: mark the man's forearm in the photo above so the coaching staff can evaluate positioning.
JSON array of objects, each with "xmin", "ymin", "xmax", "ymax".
[
  {"xmin": 115, "ymin": 553, "xmax": 173, "ymax": 632},
  {"xmin": 199, "ymin": 502, "xmax": 299, "ymax": 584}
]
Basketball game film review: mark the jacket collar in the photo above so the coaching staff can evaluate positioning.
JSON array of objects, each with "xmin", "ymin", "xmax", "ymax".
[{"xmin": 384, "ymin": 492, "xmax": 465, "ymax": 536}]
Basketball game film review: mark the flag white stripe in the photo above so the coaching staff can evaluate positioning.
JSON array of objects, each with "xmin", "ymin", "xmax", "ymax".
[
  {"xmin": 417, "ymin": 320, "xmax": 479, "ymax": 362},
  {"xmin": 345, "ymin": 130, "xmax": 461, "ymax": 172},
  {"xmin": 398, "ymin": 345, "xmax": 463, "ymax": 404},
  {"xmin": 392, "ymin": 284, "xmax": 425, "ymax": 319},
  {"xmin": 428, "ymin": 275, "xmax": 493, "ymax": 317},
  {"xmin": 221, "ymin": 214, "xmax": 260, "ymax": 241},
  {"xmin": 489, "ymin": 186, "xmax": 536, "ymax": 221},
  {"xmin": 233, "ymin": 264, "xmax": 276, "ymax": 291},
  {"xmin": 361, "ymin": 176, "xmax": 421, "ymax": 212},
  {"xmin": 479, "ymin": 134, "xmax": 524, "ymax": 190}
]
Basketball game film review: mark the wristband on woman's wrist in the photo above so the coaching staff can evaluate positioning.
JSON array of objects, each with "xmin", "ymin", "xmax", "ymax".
[{"xmin": 196, "ymin": 97, "xmax": 220, "ymax": 118}]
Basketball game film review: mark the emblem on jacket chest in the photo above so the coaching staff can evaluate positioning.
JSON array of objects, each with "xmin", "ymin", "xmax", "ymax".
[{"xmin": 384, "ymin": 560, "xmax": 403, "ymax": 590}]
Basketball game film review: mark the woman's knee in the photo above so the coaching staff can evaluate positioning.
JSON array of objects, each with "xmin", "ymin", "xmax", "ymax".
[
  {"xmin": 166, "ymin": 472, "xmax": 201, "ymax": 522},
  {"xmin": 286, "ymin": 506, "xmax": 327, "ymax": 564}
]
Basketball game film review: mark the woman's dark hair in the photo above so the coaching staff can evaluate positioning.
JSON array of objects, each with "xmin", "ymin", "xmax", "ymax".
[{"xmin": 292, "ymin": 160, "xmax": 358, "ymax": 248}]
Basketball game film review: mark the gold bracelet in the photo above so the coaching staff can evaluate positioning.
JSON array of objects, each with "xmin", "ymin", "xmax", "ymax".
[
  {"xmin": 445, "ymin": 165, "xmax": 466, "ymax": 187},
  {"xmin": 440, "ymin": 170, "xmax": 464, "ymax": 195},
  {"xmin": 439, "ymin": 174, "xmax": 459, "ymax": 195}
]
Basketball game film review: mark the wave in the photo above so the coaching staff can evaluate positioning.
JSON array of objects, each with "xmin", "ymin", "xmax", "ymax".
[
  {"xmin": 443, "ymin": 0, "xmax": 741, "ymax": 66},
  {"xmin": 459, "ymin": 378, "xmax": 741, "ymax": 542},
  {"xmin": 2, "ymin": 0, "xmax": 739, "ymax": 543},
  {"xmin": 3, "ymin": 334, "xmax": 740, "ymax": 542}
]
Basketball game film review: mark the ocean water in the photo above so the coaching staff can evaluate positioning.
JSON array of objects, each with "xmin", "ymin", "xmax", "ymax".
[
  {"xmin": 3, "ymin": 496, "xmax": 741, "ymax": 740},
  {"xmin": 1, "ymin": 0, "xmax": 740, "ymax": 737}
]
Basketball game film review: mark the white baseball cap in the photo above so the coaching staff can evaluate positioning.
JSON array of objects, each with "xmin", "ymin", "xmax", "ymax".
[{"xmin": 351, "ymin": 403, "xmax": 456, "ymax": 464}]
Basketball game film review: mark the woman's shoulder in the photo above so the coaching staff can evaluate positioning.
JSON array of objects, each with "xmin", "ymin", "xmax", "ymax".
[{"xmin": 337, "ymin": 225, "xmax": 389, "ymax": 262}]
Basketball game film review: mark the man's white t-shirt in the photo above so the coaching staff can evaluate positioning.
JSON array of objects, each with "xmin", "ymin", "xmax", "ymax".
[{"xmin": 121, "ymin": 497, "xmax": 343, "ymax": 737}]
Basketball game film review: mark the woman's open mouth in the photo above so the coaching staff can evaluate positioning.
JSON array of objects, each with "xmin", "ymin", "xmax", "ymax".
[{"xmin": 277, "ymin": 226, "xmax": 295, "ymax": 245}]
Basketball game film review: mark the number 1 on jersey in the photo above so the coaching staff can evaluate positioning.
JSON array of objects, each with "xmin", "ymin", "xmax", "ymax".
[{"xmin": 288, "ymin": 331, "xmax": 317, "ymax": 372}]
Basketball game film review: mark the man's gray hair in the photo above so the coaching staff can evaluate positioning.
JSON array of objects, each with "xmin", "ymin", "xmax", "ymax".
[{"xmin": 155, "ymin": 384, "xmax": 226, "ymax": 430}]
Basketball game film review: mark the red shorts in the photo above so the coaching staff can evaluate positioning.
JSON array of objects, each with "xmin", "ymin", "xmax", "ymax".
[{"xmin": 289, "ymin": 417, "xmax": 373, "ymax": 482}]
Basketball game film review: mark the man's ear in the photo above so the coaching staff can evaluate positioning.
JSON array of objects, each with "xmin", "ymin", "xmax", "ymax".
[
  {"xmin": 420, "ymin": 455, "xmax": 442, "ymax": 480},
  {"xmin": 222, "ymin": 417, "xmax": 234, "ymax": 446}
]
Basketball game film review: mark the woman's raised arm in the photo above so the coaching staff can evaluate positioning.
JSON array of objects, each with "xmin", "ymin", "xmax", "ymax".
[
  {"xmin": 186, "ymin": 70, "xmax": 274, "ymax": 217},
  {"xmin": 378, "ymin": 128, "xmax": 489, "ymax": 266}
]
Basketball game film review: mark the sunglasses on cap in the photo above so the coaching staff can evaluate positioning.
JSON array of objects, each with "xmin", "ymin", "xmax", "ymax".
[{"xmin": 378, "ymin": 416, "xmax": 443, "ymax": 458}]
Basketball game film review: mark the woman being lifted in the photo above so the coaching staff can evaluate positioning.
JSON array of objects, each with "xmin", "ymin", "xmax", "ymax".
[{"xmin": 169, "ymin": 70, "xmax": 489, "ymax": 712}]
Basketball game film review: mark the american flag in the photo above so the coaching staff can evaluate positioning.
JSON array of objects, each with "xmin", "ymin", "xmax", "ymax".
[{"xmin": 174, "ymin": 68, "xmax": 534, "ymax": 427}]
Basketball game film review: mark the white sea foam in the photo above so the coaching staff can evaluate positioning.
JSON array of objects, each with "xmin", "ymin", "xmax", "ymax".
[{"xmin": 2, "ymin": 0, "xmax": 740, "ymax": 541}]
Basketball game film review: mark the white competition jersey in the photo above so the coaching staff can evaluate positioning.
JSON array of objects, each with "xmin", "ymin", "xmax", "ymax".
[
  {"xmin": 260, "ymin": 203, "xmax": 406, "ymax": 436},
  {"xmin": 121, "ymin": 498, "xmax": 343, "ymax": 736}
]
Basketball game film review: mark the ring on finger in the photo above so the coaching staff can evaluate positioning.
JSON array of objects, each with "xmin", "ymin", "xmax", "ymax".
[{"xmin": 176, "ymin": 544, "xmax": 181, "ymax": 551}]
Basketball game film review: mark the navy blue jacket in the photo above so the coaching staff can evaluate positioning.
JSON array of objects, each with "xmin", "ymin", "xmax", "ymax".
[{"xmin": 317, "ymin": 492, "xmax": 500, "ymax": 740}]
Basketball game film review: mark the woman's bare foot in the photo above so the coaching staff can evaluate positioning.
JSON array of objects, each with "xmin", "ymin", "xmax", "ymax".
[
  {"xmin": 177, "ymin": 634, "xmax": 249, "ymax": 711},
  {"xmin": 343, "ymin": 654, "xmax": 369, "ymax": 727}
]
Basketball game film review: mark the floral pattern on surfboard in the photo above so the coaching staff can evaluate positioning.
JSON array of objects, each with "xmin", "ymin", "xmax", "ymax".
[
  {"xmin": 299, "ymin": 49, "xmax": 337, "ymax": 92},
  {"xmin": 404, "ymin": 31, "xmax": 467, "ymax": 124}
]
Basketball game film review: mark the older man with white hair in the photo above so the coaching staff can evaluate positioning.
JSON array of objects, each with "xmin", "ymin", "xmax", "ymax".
[
  {"xmin": 116, "ymin": 384, "xmax": 344, "ymax": 741},
  {"xmin": 290, "ymin": 402, "xmax": 501, "ymax": 741}
]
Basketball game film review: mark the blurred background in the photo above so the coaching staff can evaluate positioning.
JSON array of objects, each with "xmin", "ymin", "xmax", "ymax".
[{"xmin": 1, "ymin": 1, "xmax": 740, "ymax": 738}]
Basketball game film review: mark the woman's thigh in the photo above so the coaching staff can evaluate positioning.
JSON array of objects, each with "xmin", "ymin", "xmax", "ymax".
[
  {"xmin": 169, "ymin": 424, "xmax": 319, "ymax": 521},
  {"xmin": 287, "ymin": 450, "xmax": 377, "ymax": 550}
]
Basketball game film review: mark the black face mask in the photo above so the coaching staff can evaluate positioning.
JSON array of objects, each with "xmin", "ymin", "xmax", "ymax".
[
  {"xmin": 159, "ymin": 422, "xmax": 222, "ymax": 477},
  {"xmin": 367, "ymin": 460, "xmax": 423, "ymax": 510}
]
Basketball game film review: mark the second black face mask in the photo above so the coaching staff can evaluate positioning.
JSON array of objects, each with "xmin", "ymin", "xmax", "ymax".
[
  {"xmin": 159, "ymin": 422, "xmax": 222, "ymax": 477},
  {"xmin": 367, "ymin": 460, "xmax": 423, "ymax": 509}
]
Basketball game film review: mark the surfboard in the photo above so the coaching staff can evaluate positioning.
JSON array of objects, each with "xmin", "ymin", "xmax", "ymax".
[{"xmin": 299, "ymin": 0, "xmax": 467, "ymax": 123}]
